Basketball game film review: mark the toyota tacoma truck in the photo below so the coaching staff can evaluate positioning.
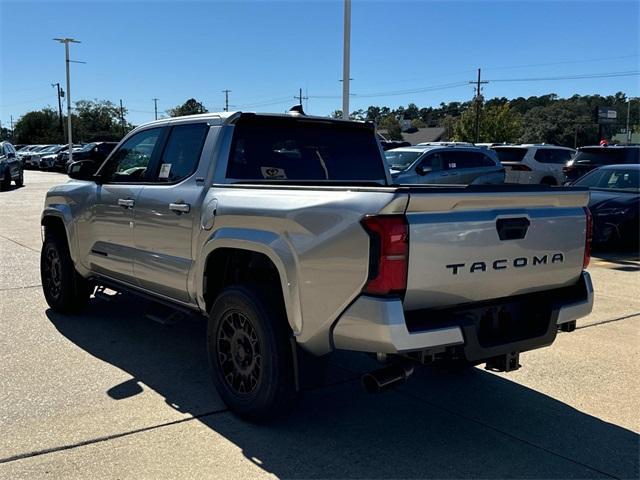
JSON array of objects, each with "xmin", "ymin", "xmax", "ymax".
[{"xmin": 40, "ymin": 109, "xmax": 594, "ymax": 419}]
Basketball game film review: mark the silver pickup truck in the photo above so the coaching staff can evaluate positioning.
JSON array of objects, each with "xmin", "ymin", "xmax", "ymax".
[{"xmin": 41, "ymin": 110, "xmax": 593, "ymax": 419}]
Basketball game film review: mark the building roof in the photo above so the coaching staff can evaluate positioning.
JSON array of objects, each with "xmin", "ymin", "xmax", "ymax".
[{"xmin": 401, "ymin": 127, "xmax": 446, "ymax": 145}]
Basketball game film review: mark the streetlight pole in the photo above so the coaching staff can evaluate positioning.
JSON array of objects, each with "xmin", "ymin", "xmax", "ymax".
[
  {"xmin": 341, "ymin": 0, "xmax": 351, "ymax": 120},
  {"xmin": 53, "ymin": 38, "xmax": 80, "ymax": 164}
]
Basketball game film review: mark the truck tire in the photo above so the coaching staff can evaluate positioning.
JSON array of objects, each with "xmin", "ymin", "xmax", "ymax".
[
  {"xmin": 14, "ymin": 170, "xmax": 24, "ymax": 187},
  {"xmin": 540, "ymin": 177, "xmax": 557, "ymax": 186},
  {"xmin": 207, "ymin": 285, "xmax": 297, "ymax": 421},
  {"xmin": 0, "ymin": 169, "xmax": 10, "ymax": 190},
  {"xmin": 40, "ymin": 233, "xmax": 89, "ymax": 313}
]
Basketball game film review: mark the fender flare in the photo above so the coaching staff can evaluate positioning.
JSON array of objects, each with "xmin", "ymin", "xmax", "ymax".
[
  {"xmin": 196, "ymin": 228, "xmax": 302, "ymax": 334},
  {"xmin": 41, "ymin": 205, "xmax": 79, "ymax": 264}
]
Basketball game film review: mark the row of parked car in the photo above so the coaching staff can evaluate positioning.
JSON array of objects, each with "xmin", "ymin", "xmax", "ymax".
[
  {"xmin": 14, "ymin": 142, "xmax": 117, "ymax": 171},
  {"xmin": 384, "ymin": 142, "xmax": 639, "ymax": 250},
  {"xmin": 385, "ymin": 142, "xmax": 640, "ymax": 186}
]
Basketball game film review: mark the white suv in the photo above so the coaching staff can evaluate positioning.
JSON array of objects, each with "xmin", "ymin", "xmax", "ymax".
[{"xmin": 493, "ymin": 144, "xmax": 575, "ymax": 185}]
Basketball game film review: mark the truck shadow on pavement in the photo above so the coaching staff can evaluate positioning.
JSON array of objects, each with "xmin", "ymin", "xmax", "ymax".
[{"xmin": 46, "ymin": 295, "xmax": 639, "ymax": 479}]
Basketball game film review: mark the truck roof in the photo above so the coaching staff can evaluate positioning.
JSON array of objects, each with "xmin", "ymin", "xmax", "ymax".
[{"xmin": 137, "ymin": 111, "xmax": 370, "ymax": 129}]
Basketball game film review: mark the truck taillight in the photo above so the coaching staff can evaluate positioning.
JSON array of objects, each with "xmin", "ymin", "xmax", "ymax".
[
  {"xmin": 583, "ymin": 207, "xmax": 592, "ymax": 269},
  {"xmin": 361, "ymin": 215, "xmax": 409, "ymax": 296}
]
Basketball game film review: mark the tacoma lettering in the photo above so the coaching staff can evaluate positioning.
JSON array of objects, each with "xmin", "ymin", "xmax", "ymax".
[{"xmin": 447, "ymin": 253, "xmax": 565, "ymax": 274}]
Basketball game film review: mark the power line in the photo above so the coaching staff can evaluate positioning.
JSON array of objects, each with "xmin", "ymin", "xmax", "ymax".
[{"xmin": 489, "ymin": 70, "xmax": 639, "ymax": 82}]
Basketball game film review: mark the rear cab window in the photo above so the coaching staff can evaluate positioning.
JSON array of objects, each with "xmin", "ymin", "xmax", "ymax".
[{"xmin": 226, "ymin": 116, "xmax": 387, "ymax": 184}]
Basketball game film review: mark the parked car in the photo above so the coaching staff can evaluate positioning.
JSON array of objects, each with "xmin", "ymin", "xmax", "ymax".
[
  {"xmin": 376, "ymin": 133, "xmax": 410, "ymax": 151},
  {"xmin": 39, "ymin": 144, "xmax": 82, "ymax": 170},
  {"xmin": 572, "ymin": 164, "xmax": 639, "ymax": 250},
  {"xmin": 563, "ymin": 145, "xmax": 640, "ymax": 183},
  {"xmin": 386, "ymin": 144, "xmax": 504, "ymax": 185},
  {"xmin": 0, "ymin": 141, "xmax": 24, "ymax": 189},
  {"xmin": 493, "ymin": 144, "xmax": 575, "ymax": 185},
  {"xmin": 62, "ymin": 142, "xmax": 118, "ymax": 170},
  {"xmin": 42, "ymin": 110, "xmax": 592, "ymax": 419},
  {"xmin": 17, "ymin": 145, "xmax": 46, "ymax": 168},
  {"xmin": 23, "ymin": 144, "xmax": 58, "ymax": 169}
]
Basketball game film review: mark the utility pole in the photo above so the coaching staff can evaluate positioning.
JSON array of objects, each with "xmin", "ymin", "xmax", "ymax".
[
  {"xmin": 52, "ymin": 83, "xmax": 65, "ymax": 140},
  {"xmin": 152, "ymin": 98, "xmax": 159, "ymax": 120},
  {"xmin": 294, "ymin": 88, "xmax": 308, "ymax": 108},
  {"xmin": 119, "ymin": 99, "xmax": 125, "ymax": 137},
  {"xmin": 10, "ymin": 115, "xmax": 13, "ymax": 132},
  {"xmin": 341, "ymin": 0, "xmax": 351, "ymax": 120},
  {"xmin": 222, "ymin": 90, "xmax": 231, "ymax": 112},
  {"xmin": 469, "ymin": 68, "xmax": 488, "ymax": 143},
  {"xmin": 53, "ymin": 38, "xmax": 80, "ymax": 164},
  {"xmin": 626, "ymin": 97, "xmax": 631, "ymax": 144}
]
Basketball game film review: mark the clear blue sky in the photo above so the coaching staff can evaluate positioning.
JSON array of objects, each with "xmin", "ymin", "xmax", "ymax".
[{"xmin": 1, "ymin": 0, "xmax": 639, "ymax": 127}]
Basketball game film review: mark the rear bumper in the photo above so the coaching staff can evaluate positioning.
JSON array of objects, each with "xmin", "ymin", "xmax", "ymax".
[{"xmin": 332, "ymin": 271, "xmax": 593, "ymax": 357}]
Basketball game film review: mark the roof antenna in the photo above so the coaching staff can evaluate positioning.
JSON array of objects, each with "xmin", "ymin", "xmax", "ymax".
[{"xmin": 288, "ymin": 104, "xmax": 305, "ymax": 116}]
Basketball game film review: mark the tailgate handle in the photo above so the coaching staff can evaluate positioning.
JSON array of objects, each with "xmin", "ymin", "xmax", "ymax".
[{"xmin": 496, "ymin": 217, "xmax": 530, "ymax": 241}]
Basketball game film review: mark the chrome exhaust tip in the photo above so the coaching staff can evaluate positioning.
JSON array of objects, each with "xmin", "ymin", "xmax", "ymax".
[{"xmin": 362, "ymin": 362, "xmax": 414, "ymax": 393}]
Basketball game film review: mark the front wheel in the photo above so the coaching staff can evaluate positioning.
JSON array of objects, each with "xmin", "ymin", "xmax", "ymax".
[
  {"xmin": 207, "ymin": 286, "xmax": 297, "ymax": 421},
  {"xmin": 14, "ymin": 169, "xmax": 24, "ymax": 187},
  {"xmin": 40, "ymin": 233, "xmax": 89, "ymax": 313}
]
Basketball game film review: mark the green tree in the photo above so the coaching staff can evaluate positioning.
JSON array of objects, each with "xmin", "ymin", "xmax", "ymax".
[
  {"xmin": 167, "ymin": 98, "xmax": 208, "ymax": 117},
  {"xmin": 0, "ymin": 126, "xmax": 12, "ymax": 142},
  {"xmin": 74, "ymin": 99, "xmax": 131, "ymax": 142},
  {"xmin": 13, "ymin": 108, "xmax": 60, "ymax": 144},
  {"xmin": 378, "ymin": 115, "xmax": 403, "ymax": 140},
  {"xmin": 404, "ymin": 103, "xmax": 420, "ymax": 120},
  {"xmin": 453, "ymin": 103, "xmax": 522, "ymax": 143}
]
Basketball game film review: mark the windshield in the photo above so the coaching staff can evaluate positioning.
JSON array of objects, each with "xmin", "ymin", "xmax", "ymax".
[
  {"xmin": 493, "ymin": 147, "xmax": 527, "ymax": 162},
  {"xmin": 227, "ymin": 117, "xmax": 387, "ymax": 183},
  {"xmin": 573, "ymin": 148, "xmax": 626, "ymax": 165},
  {"xmin": 384, "ymin": 150, "xmax": 423, "ymax": 170},
  {"xmin": 79, "ymin": 143, "xmax": 97, "ymax": 152},
  {"xmin": 574, "ymin": 168, "xmax": 640, "ymax": 192}
]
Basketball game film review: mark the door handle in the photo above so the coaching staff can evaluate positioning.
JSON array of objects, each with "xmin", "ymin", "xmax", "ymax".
[
  {"xmin": 169, "ymin": 202, "xmax": 191, "ymax": 214},
  {"xmin": 118, "ymin": 198, "xmax": 135, "ymax": 208}
]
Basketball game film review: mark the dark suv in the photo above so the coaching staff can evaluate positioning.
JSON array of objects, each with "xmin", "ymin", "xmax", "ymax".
[
  {"xmin": 63, "ymin": 142, "xmax": 118, "ymax": 171},
  {"xmin": 0, "ymin": 141, "xmax": 24, "ymax": 189},
  {"xmin": 563, "ymin": 145, "xmax": 640, "ymax": 183}
]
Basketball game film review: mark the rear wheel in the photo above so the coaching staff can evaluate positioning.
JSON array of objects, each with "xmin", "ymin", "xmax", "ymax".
[
  {"xmin": 540, "ymin": 177, "xmax": 557, "ymax": 186},
  {"xmin": 207, "ymin": 285, "xmax": 297, "ymax": 421},
  {"xmin": 40, "ymin": 233, "xmax": 89, "ymax": 313},
  {"xmin": 0, "ymin": 169, "xmax": 10, "ymax": 190}
]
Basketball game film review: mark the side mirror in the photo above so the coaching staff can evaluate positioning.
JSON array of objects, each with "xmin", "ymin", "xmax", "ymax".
[
  {"xmin": 416, "ymin": 165, "xmax": 431, "ymax": 176},
  {"xmin": 67, "ymin": 160, "xmax": 98, "ymax": 181}
]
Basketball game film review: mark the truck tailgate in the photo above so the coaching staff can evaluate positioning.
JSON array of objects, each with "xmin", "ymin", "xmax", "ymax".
[{"xmin": 403, "ymin": 188, "xmax": 589, "ymax": 311}]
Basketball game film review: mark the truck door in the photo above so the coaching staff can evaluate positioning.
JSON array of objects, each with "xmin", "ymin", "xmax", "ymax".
[
  {"xmin": 82, "ymin": 127, "xmax": 164, "ymax": 285},
  {"xmin": 132, "ymin": 123, "xmax": 210, "ymax": 303}
]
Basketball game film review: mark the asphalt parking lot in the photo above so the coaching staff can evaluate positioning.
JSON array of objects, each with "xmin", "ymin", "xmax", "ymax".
[{"xmin": 0, "ymin": 170, "xmax": 638, "ymax": 479}]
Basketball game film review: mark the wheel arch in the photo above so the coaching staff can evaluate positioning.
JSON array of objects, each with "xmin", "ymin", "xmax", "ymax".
[
  {"xmin": 41, "ymin": 207, "xmax": 78, "ymax": 264},
  {"xmin": 197, "ymin": 228, "xmax": 302, "ymax": 334}
]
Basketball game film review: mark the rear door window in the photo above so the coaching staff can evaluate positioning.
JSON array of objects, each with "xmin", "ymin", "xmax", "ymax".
[
  {"xmin": 227, "ymin": 117, "xmax": 386, "ymax": 182},
  {"xmin": 152, "ymin": 123, "xmax": 209, "ymax": 182},
  {"xmin": 573, "ymin": 148, "xmax": 626, "ymax": 165},
  {"xmin": 441, "ymin": 151, "xmax": 490, "ymax": 169},
  {"xmin": 493, "ymin": 147, "xmax": 528, "ymax": 163},
  {"xmin": 535, "ymin": 149, "xmax": 574, "ymax": 164}
]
